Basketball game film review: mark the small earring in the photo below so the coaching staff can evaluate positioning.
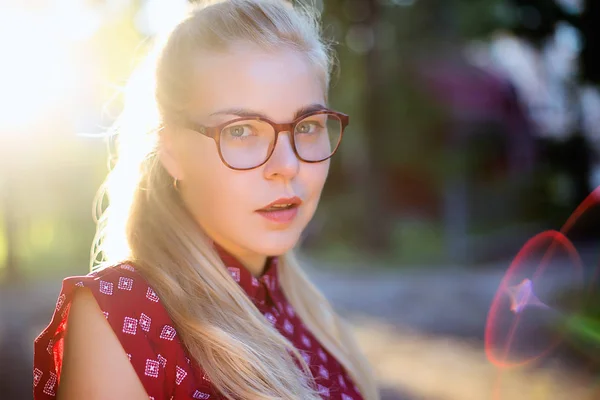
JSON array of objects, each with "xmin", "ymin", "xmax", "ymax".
[{"xmin": 173, "ymin": 177, "xmax": 179, "ymax": 191}]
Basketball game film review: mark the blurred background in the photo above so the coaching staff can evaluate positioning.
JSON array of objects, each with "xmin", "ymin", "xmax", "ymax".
[{"xmin": 1, "ymin": 0, "xmax": 600, "ymax": 398}]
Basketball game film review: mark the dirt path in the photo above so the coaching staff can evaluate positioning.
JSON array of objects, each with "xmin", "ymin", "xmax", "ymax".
[
  {"xmin": 349, "ymin": 316, "xmax": 595, "ymax": 400},
  {"xmin": 304, "ymin": 252, "xmax": 597, "ymax": 400}
]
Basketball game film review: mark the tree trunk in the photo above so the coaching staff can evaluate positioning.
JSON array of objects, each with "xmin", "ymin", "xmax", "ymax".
[{"xmin": 361, "ymin": 0, "xmax": 391, "ymax": 253}]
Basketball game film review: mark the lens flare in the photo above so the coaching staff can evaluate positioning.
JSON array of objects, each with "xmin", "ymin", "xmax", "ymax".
[
  {"xmin": 486, "ymin": 186, "xmax": 600, "ymax": 399},
  {"xmin": 506, "ymin": 278, "xmax": 551, "ymax": 314},
  {"xmin": 485, "ymin": 230, "xmax": 584, "ymax": 369}
]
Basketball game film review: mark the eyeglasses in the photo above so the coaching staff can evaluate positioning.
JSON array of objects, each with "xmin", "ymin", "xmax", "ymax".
[{"xmin": 184, "ymin": 109, "xmax": 349, "ymax": 170}]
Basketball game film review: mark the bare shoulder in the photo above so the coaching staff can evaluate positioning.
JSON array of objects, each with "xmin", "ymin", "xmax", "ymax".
[{"xmin": 57, "ymin": 287, "xmax": 148, "ymax": 400}]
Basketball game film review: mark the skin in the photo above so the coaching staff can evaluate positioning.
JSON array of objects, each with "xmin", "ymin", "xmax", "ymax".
[
  {"xmin": 57, "ymin": 44, "xmax": 331, "ymax": 398},
  {"xmin": 160, "ymin": 43, "xmax": 330, "ymax": 277},
  {"xmin": 57, "ymin": 289, "xmax": 149, "ymax": 399}
]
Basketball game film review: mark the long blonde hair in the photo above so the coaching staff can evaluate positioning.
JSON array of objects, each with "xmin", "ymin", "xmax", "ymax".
[{"xmin": 92, "ymin": 1, "xmax": 379, "ymax": 399}]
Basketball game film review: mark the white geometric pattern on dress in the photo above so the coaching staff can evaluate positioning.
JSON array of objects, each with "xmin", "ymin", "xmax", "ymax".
[
  {"xmin": 286, "ymin": 304, "xmax": 295, "ymax": 317},
  {"xmin": 341, "ymin": 394, "xmax": 354, "ymax": 400},
  {"xmin": 55, "ymin": 294, "xmax": 66, "ymax": 311},
  {"xmin": 118, "ymin": 276, "xmax": 134, "ymax": 291},
  {"xmin": 251, "ymin": 276, "xmax": 259, "ymax": 287},
  {"xmin": 318, "ymin": 365, "xmax": 329, "ymax": 380},
  {"xmin": 193, "ymin": 390, "xmax": 211, "ymax": 399},
  {"xmin": 146, "ymin": 287, "xmax": 160, "ymax": 302},
  {"xmin": 120, "ymin": 264, "xmax": 135, "ymax": 272},
  {"xmin": 338, "ymin": 375, "xmax": 347, "ymax": 389},
  {"xmin": 160, "ymin": 325, "xmax": 177, "ymax": 340},
  {"xmin": 46, "ymin": 339, "xmax": 53, "ymax": 355},
  {"xmin": 264, "ymin": 312, "xmax": 276, "ymax": 325},
  {"xmin": 275, "ymin": 301, "xmax": 284, "ymax": 313},
  {"xmin": 33, "ymin": 368, "xmax": 43, "ymax": 387},
  {"xmin": 139, "ymin": 313, "xmax": 152, "ymax": 332},
  {"xmin": 127, "ymin": 353, "xmax": 132, "ymax": 361},
  {"xmin": 318, "ymin": 348, "xmax": 328, "ymax": 362},
  {"xmin": 317, "ymin": 384, "xmax": 330, "ymax": 397},
  {"xmin": 283, "ymin": 319, "xmax": 294, "ymax": 334},
  {"xmin": 99, "ymin": 280, "xmax": 114, "ymax": 295},
  {"xmin": 145, "ymin": 359, "xmax": 160, "ymax": 378},
  {"xmin": 300, "ymin": 350, "xmax": 311, "ymax": 364},
  {"xmin": 175, "ymin": 365, "xmax": 187, "ymax": 385},
  {"xmin": 123, "ymin": 317, "xmax": 138, "ymax": 335},
  {"xmin": 103, "ymin": 311, "xmax": 109, "ymax": 320},
  {"xmin": 270, "ymin": 306, "xmax": 280, "ymax": 318},
  {"xmin": 301, "ymin": 334, "xmax": 311, "ymax": 348},
  {"xmin": 227, "ymin": 267, "xmax": 240, "ymax": 282},
  {"xmin": 75, "ymin": 281, "xmax": 84, "ymax": 287},
  {"xmin": 157, "ymin": 354, "xmax": 167, "ymax": 368},
  {"xmin": 42, "ymin": 372, "xmax": 57, "ymax": 396}
]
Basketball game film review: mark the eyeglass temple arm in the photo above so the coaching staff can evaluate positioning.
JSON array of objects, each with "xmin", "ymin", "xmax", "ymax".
[{"xmin": 188, "ymin": 122, "xmax": 218, "ymax": 139}]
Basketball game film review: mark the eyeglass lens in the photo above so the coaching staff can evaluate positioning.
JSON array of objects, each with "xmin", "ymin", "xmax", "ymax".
[{"xmin": 219, "ymin": 113, "xmax": 342, "ymax": 169}]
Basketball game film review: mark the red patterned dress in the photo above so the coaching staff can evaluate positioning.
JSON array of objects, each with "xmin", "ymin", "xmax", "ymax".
[{"xmin": 33, "ymin": 246, "xmax": 364, "ymax": 400}]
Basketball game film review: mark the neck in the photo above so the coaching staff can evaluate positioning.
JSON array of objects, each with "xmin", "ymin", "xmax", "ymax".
[
  {"xmin": 213, "ymin": 241, "xmax": 269, "ymax": 278},
  {"xmin": 243, "ymin": 254, "xmax": 269, "ymax": 278}
]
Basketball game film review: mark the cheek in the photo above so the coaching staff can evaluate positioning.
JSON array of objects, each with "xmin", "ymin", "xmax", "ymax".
[
  {"xmin": 179, "ymin": 140, "xmax": 240, "ymax": 212},
  {"xmin": 182, "ymin": 150, "xmax": 258, "ymax": 217},
  {"xmin": 305, "ymin": 160, "xmax": 330, "ymax": 196}
]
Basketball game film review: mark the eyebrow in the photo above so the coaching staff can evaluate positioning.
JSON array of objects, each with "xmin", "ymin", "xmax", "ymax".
[{"xmin": 209, "ymin": 103, "xmax": 327, "ymax": 120}]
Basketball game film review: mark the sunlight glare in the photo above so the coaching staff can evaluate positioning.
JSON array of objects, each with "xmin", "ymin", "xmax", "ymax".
[{"xmin": 0, "ymin": 2, "xmax": 100, "ymax": 132}]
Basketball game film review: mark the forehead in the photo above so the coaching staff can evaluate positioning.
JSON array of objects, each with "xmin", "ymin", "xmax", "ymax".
[{"xmin": 188, "ymin": 45, "xmax": 325, "ymax": 122}]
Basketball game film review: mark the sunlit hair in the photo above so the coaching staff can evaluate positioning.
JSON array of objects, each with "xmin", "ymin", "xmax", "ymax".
[{"xmin": 92, "ymin": 0, "xmax": 379, "ymax": 399}]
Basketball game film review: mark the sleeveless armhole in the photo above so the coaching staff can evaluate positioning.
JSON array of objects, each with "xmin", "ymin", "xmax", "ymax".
[{"xmin": 33, "ymin": 264, "xmax": 179, "ymax": 400}]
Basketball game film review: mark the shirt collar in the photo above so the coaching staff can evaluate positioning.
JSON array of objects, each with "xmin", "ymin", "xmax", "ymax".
[{"xmin": 213, "ymin": 242, "xmax": 280, "ymax": 306}]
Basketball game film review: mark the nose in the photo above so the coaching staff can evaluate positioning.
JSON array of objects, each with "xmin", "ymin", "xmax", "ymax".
[{"xmin": 263, "ymin": 131, "xmax": 299, "ymax": 180}]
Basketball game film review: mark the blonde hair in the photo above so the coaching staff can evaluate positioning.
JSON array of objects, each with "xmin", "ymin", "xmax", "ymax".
[{"xmin": 92, "ymin": 0, "xmax": 379, "ymax": 399}]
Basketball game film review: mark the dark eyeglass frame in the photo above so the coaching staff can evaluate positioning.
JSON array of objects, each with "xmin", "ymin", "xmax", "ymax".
[{"xmin": 185, "ymin": 109, "xmax": 349, "ymax": 170}]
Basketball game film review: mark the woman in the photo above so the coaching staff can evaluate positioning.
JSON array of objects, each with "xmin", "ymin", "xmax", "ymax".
[{"xmin": 33, "ymin": 0, "xmax": 379, "ymax": 399}]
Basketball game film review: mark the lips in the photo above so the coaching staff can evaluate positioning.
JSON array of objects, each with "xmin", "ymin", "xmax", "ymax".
[
  {"xmin": 256, "ymin": 196, "xmax": 302, "ymax": 224},
  {"xmin": 257, "ymin": 196, "xmax": 302, "ymax": 212}
]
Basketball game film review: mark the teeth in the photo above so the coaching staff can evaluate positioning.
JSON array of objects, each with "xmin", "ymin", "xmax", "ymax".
[{"xmin": 270, "ymin": 204, "xmax": 291, "ymax": 209}]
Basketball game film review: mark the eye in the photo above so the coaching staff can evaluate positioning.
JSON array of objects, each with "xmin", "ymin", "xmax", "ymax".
[
  {"xmin": 296, "ymin": 121, "xmax": 320, "ymax": 134},
  {"xmin": 223, "ymin": 124, "xmax": 250, "ymax": 138}
]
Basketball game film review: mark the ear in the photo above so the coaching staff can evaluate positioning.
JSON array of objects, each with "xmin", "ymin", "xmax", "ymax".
[{"xmin": 158, "ymin": 127, "xmax": 185, "ymax": 181}]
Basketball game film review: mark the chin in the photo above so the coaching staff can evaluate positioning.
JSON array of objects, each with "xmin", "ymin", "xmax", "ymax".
[{"xmin": 254, "ymin": 229, "xmax": 302, "ymax": 256}]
